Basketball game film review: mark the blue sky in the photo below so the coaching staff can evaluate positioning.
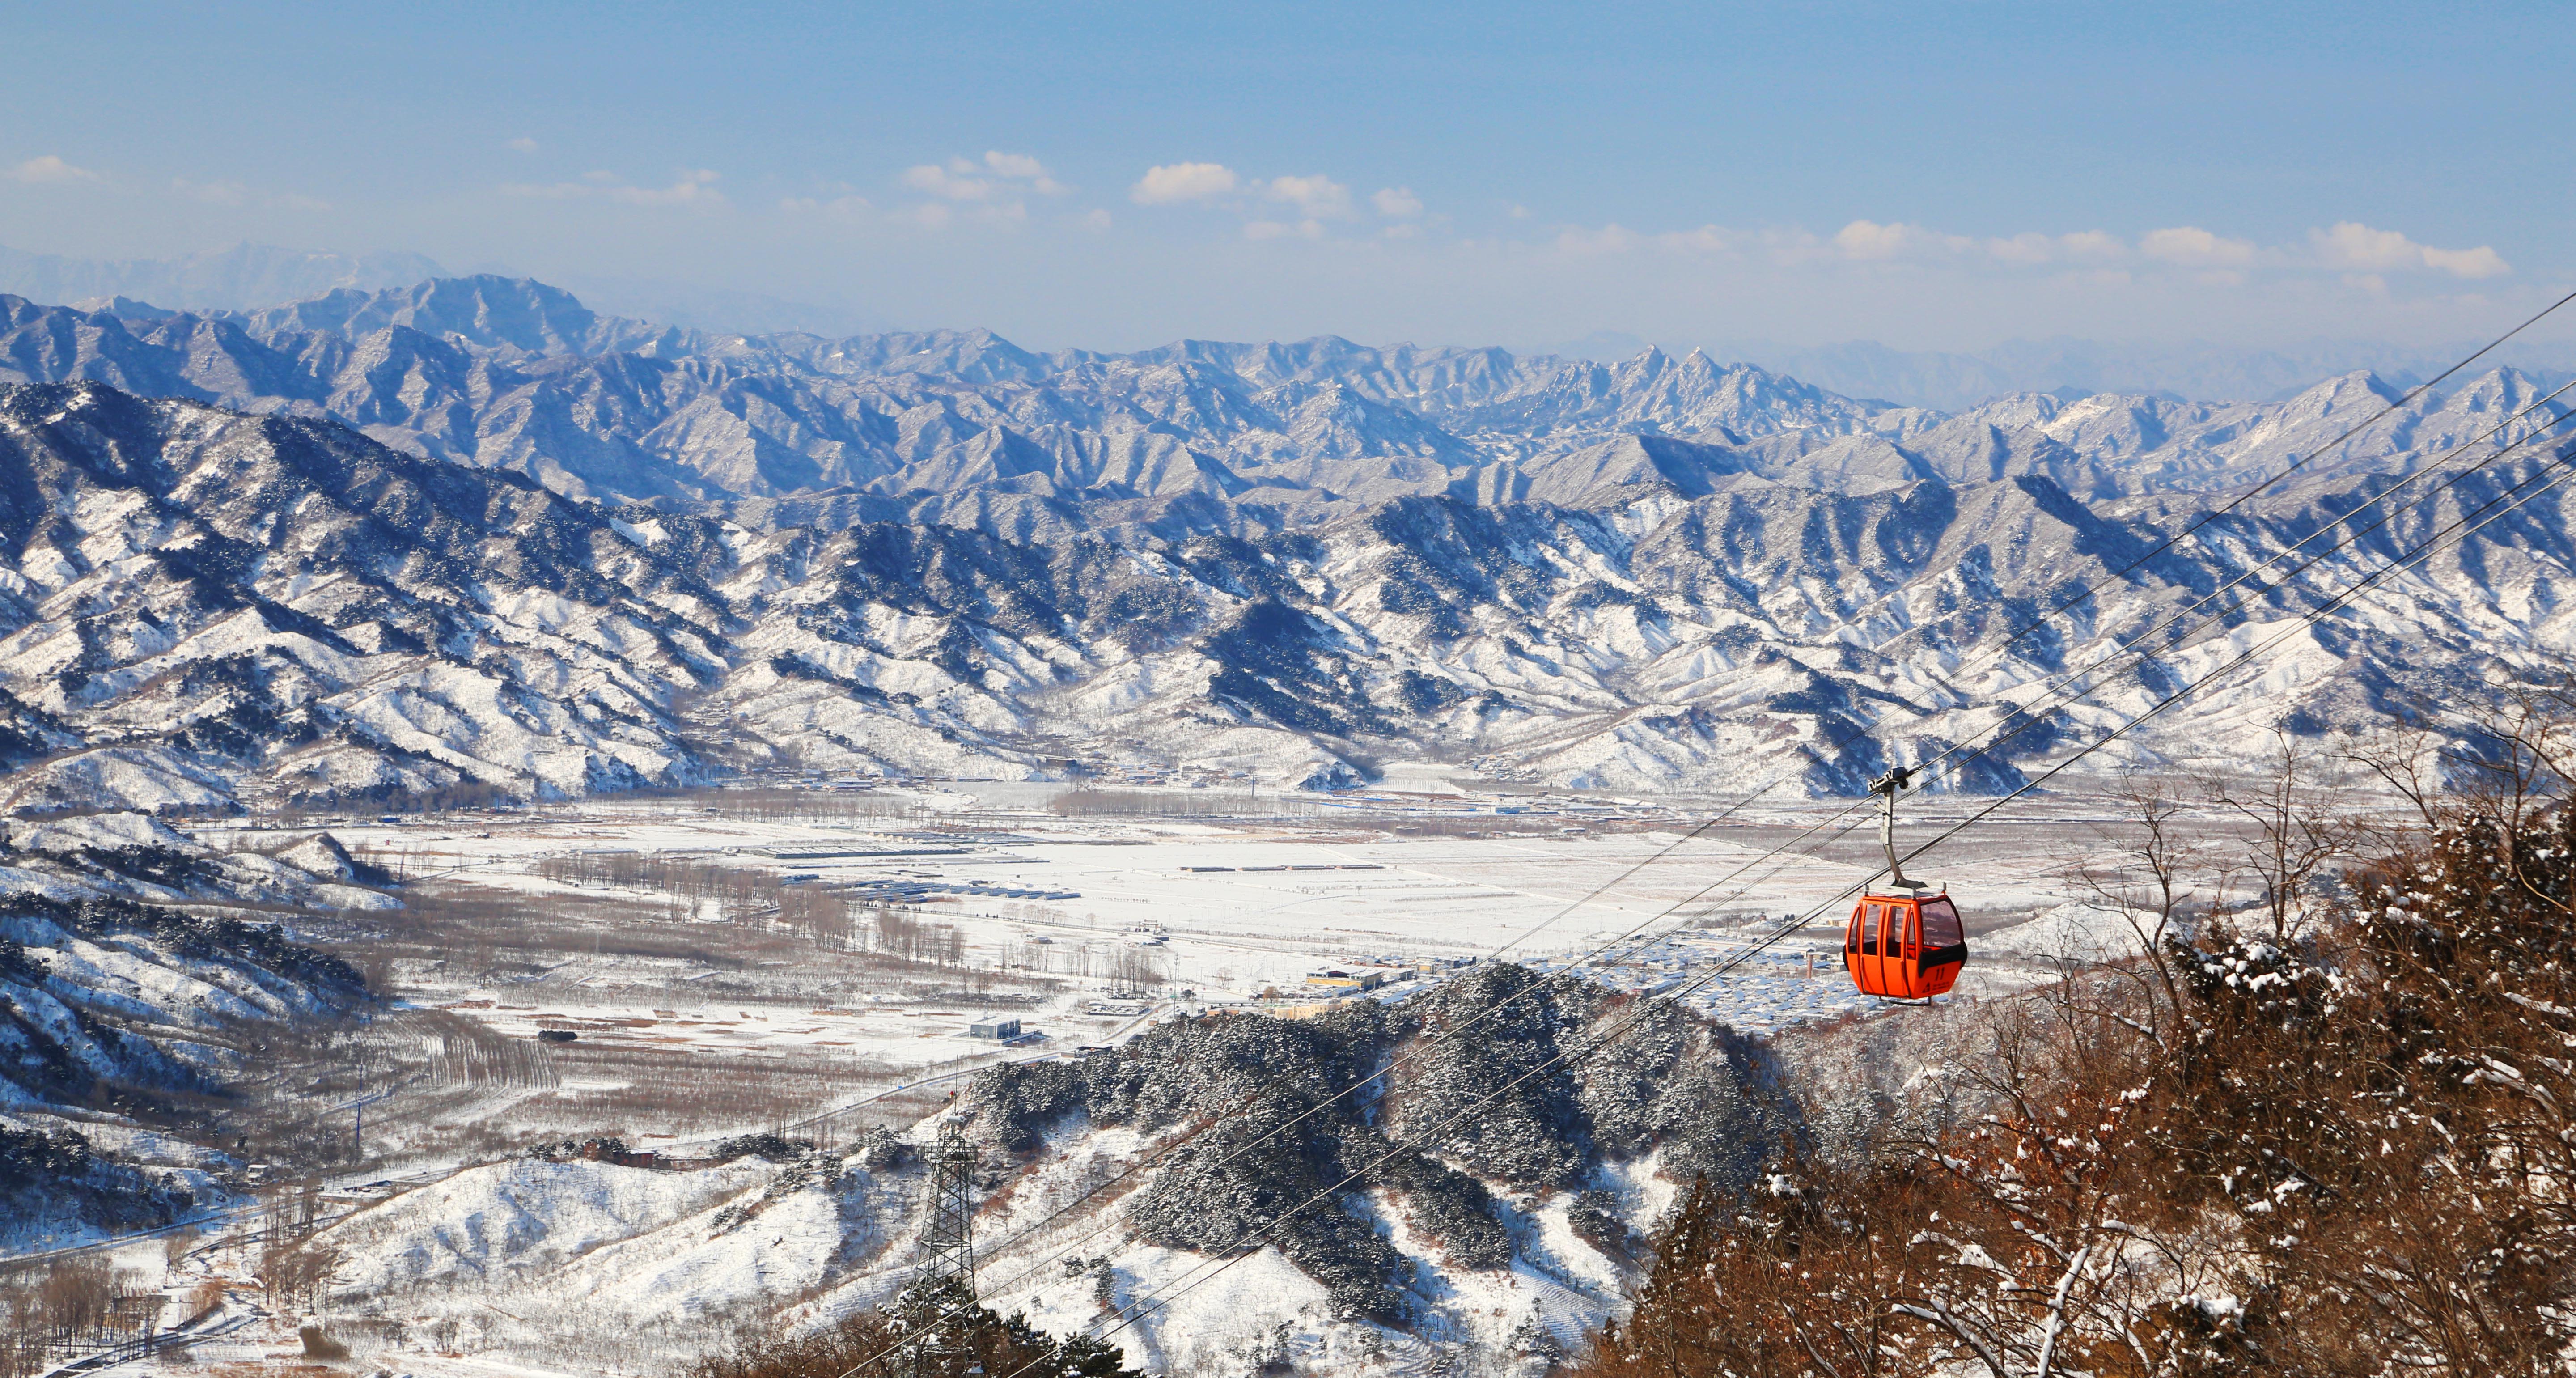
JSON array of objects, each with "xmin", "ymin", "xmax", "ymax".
[{"xmin": 3, "ymin": 1, "xmax": 2567, "ymax": 351}]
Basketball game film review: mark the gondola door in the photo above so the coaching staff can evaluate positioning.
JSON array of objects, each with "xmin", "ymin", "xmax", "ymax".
[{"xmin": 1888, "ymin": 901, "xmax": 1909, "ymax": 992}]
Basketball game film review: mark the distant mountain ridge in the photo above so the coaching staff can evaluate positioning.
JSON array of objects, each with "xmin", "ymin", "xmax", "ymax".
[
  {"xmin": 0, "ymin": 242, "xmax": 447, "ymax": 314},
  {"xmin": 16, "ymin": 242, "xmax": 2573, "ymax": 409},
  {"xmin": 1560, "ymin": 332, "xmax": 2576, "ymax": 411},
  {"xmin": 2, "ymin": 274, "xmax": 2567, "ymax": 549}
]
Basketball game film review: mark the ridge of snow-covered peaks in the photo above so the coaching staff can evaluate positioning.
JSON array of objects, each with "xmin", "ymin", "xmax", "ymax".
[
  {"xmin": 3, "ymin": 379, "xmax": 2569, "ymax": 812},
  {"xmin": 1427, "ymin": 345, "xmax": 1897, "ymax": 443},
  {"xmin": 5, "ymin": 271, "xmax": 2562, "ymax": 534},
  {"xmin": 233, "ymin": 274, "xmax": 672, "ymax": 359},
  {"xmin": 0, "ymin": 279, "xmax": 1917, "ymax": 517},
  {"xmin": 1096, "ymin": 335, "xmax": 1348, "ymax": 388},
  {"xmin": 1936, "ymin": 367, "xmax": 2576, "ymax": 496},
  {"xmin": 804, "ymin": 326, "xmax": 1061, "ymax": 384}
]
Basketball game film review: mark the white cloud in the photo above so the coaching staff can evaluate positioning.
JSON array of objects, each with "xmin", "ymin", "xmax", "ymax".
[
  {"xmin": 2311, "ymin": 221, "xmax": 2507, "ymax": 279},
  {"xmin": 1131, "ymin": 162, "xmax": 1239, "ymax": 204},
  {"xmin": 980, "ymin": 150, "xmax": 1067, "ymax": 193},
  {"xmin": 2310, "ymin": 221, "xmax": 2421, "ymax": 270},
  {"xmin": 611, "ymin": 170, "xmax": 722, "ymax": 206},
  {"xmin": 904, "ymin": 163, "xmax": 996, "ymax": 201},
  {"xmin": 1372, "ymin": 186, "xmax": 1424, "ymax": 218},
  {"xmin": 904, "ymin": 153, "xmax": 1063, "ymax": 203},
  {"xmin": 1079, "ymin": 208, "xmax": 1112, "ymax": 233},
  {"xmin": 9, "ymin": 154, "xmax": 99, "ymax": 183},
  {"xmin": 1830, "ymin": 219, "xmax": 1910, "ymax": 259},
  {"xmin": 2421, "ymin": 244, "xmax": 2508, "ymax": 279},
  {"xmin": 1833, "ymin": 220, "xmax": 1974, "ymax": 260},
  {"xmin": 2140, "ymin": 225, "xmax": 2258, "ymax": 267},
  {"xmin": 506, "ymin": 136, "xmax": 540, "ymax": 154},
  {"xmin": 1258, "ymin": 174, "xmax": 1352, "ymax": 220},
  {"xmin": 888, "ymin": 154, "xmax": 1061, "ymax": 228},
  {"xmin": 1823, "ymin": 221, "xmax": 2129, "ymax": 267}
]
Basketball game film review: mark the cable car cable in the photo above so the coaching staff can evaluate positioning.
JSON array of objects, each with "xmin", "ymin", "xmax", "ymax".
[
  {"xmin": 1861, "ymin": 390, "xmax": 2576, "ymax": 815},
  {"xmin": 832, "ymin": 413, "xmax": 2576, "ymax": 1378},
  {"xmin": 1443, "ymin": 387, "xmax": 2576, "ymax": 1014},
  {"xmin": 1470, "ymin": 330, "xmax": 2576, "ymax": 975},
  {"xmin": 1042, "ymin": 441, "xmax": 2576, "ymax": 1367},
  {"xmin": 1816, "ymin": 288, "xmax": 2576, "ymax": 675}
]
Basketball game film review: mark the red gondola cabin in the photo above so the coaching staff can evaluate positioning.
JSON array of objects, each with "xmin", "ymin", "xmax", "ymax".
[{"xmin": 1843, "ymin": 891, "xmax": 1966, "ymax": 1000}]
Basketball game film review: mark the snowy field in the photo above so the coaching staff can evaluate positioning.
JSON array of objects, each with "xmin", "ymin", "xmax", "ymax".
[{"xmin": 194, "ymin": 776, "xmax": 2214, "ymax": 1174}]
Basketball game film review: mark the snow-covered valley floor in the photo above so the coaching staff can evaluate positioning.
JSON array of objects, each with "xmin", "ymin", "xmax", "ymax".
[{"xmin": 284, "ymin": 777, "xmax": 2143, "ymax": 1148}]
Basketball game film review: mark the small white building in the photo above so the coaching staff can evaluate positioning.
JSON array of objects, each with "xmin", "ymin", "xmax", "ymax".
[{"xmin": 967, "ymin": 1017, "xmax": 1022, "ymax": 1040}]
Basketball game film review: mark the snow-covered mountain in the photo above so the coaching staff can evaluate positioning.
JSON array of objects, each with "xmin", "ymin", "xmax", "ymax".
[
  {"xmin": 1, "ymin": 374, "xmax": 2567, "ymax": 813},
  {"xmin": 9, "ymin": 276, "xmax": 2565, "ymax": 547},
  {"xmin": 297, "ymin": 966, "xmax": 1772, "ymax": 1374}
]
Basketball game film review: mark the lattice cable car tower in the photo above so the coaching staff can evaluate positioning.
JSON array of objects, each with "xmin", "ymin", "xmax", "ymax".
[
  {"xmin": 917, "ymin": 1114, "xmax": 981, "ymax": 1293},
  {"xmin": 900, "ymin": 1115, "xmax": 985, "ymax": 1378}
]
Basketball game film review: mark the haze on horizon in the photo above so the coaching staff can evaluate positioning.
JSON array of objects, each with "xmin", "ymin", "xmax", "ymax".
[{"xmin": 2, "ymin": 1, "xmax": 2567, "ymax": 360}]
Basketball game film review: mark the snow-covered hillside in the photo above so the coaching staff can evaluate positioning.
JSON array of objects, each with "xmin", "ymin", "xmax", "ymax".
[
  {"xmin": 292, "ymin": 967, "xmax": 1771, "ymax": 1377},
  {"xmin": 0, "ymin": 810, "xmax": 388, "ymax": 1248}
]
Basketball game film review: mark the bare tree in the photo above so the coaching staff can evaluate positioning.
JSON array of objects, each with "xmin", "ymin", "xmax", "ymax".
[
  {"xmin": 257, "ymin": 1240, "xmax": 343, "ymax": 1318},
  {"xmin": 2065, "ymin": 771, "xmax": 2231, "ymax": 1031},
  {"xmin": 2198, "ymin": 733, "xmax": 2359, "ymax": 945}
]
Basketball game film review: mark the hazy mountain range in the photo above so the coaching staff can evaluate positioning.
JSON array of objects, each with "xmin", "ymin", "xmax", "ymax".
[
  {"xmin": 4, "ymin": 272, "xmax": 2568, "ymax": 543},
  {"xmin": 1559, "ymin": 331, "xmax": 2576, "ymax": 411},
  {"xmin": 0, "ymin": 242, "xmax": 446, "ymax": 316},
  {"xmin": 9, "ymin": 241, "xmax": 2569, "ymax": 408}
]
